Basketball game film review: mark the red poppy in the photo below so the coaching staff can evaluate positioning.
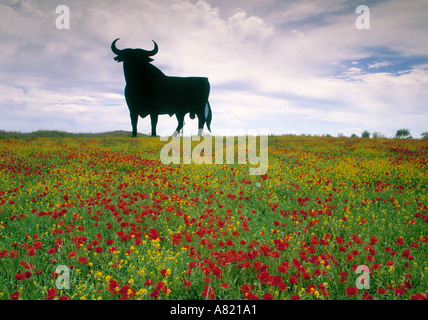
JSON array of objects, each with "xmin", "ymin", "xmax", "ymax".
[
  {"xmin": 155, "ymin": 281, "xmax": 165, "ymax": 290},
  {"xmin": 345, "ymin": 286, "xmax": 358, "ymax": 297},
  {"xmin": 369, "ymin": 236, "xmax": 378, "ymax": 245},
  {"xmin": 345, "ymin": 254, "xmax": 355, "ymax": 261},
  {"xmin": 289, "ymin": 276, "xmax": 298, "ymax": 284},
  {"xmin": 10, "ymin": 291, "xmax": 20, "ymax": 300},
  {"xmin": 306, "ymin": 284, "xmax": 316, "ymax": 295},
  {"xmin": 302, "ymin": 272, "xmax": 312, "ymax": 280},
  {"xmin": 362, "ymin": 292, "xmax": 372, "ymax": 300},
  {"xmin": 15, "ymin": 273, "xmax": 25, "ymax": 281},
  {"xmin": 240, "ymin": 284, "xmax": 254, "ymax": 293},
  {"xmin": 258, "ymin": 271, "xmax": 271, "ymax": 284},
  {"xmin": 106, "ymin": 239, "xmax": 114, "ymax": 245},
  {"xmin": 150, "ymin": 288, "xmax": 160, "ymax": 299},
  {"xmin": 212, "ymin": 267, "xmax": 222, "ymax": 278},
  {"xmin": 411, "ymin": 293, "xmax": 428, "ymax": 300},
  {"xmin": 147, "ymin": 228, "xmax": 159, "ymax": 241},
  {"xmin": 0, "ymin": 250, "xmax": 8, "ymax": 258},
  {"xmin": 278, "ymin": 281, "xmax": 287, "ymax": 291},
  {"xmin": 394, "ymin": 287, "xmax": 406, "ymax": 297},
  {"xmin": 278, "ymin": 265, "xmax": 287, "ymax": 274},
  {"xmin": 372, "ymin": 263, "xmax": 382, "ymax": 270},
  {"xmin": 26, "ymin": 246, "xmax": 36, "ymax": 256},
  {"xmin": 183, "ymin": 279, "xmax": 192, "ymax": 289},
  {"xmin": 270, "ymin": 251, "xmax": 280, "ymax": 258},
  {"xmin": 107, "ymin": 280, "xmax": 119, "ymax": 295},
  {"xmin": 291, "ymin": 295, "xmax": 300, "ymax": 300},
  {"xmin": 33, "ymin": 241, "xmax": 42, "ymax": 249},
  {"xmin": 313, "ymin": 269, "xmax": 321, "ymax": 277},
  {"xmin": 335, "ymin": 236, "xmax": 344, "ymax": 244},
  {"xmin": 8, "ymin": 250, "xmax": 18, "ymax": 258},
  {"xmin": 160, "ymin": 269, "xmax": 168, "ymax": 277},
  {"xmin": 394, "ymin": 237, "xmax": 405, "ymax": 246},
  {"xmin": 262, "ymin": 293, "xmax": 273, "ymax": 300},
  {"xmin": 68, "ymin": 251, "xmax": 77, "ymax": 258},
  {"xmin": 402, "ymin": 249, "xmax": 414, "ymax": 260},
  {"xmin": 318, "ymin": 284, "xmax": 330, "ymax": 297},
  {"xmin": 202, "ymin": 285, "xmax": 215, "ymax": 300},
  {"xmin": 20, "ymin": 261, "xmax": 34, "ymax": 270},
  {"xmin": 225, "ymin": 240, "xmax": 234, "ymax": 247},
  {"xmin": 144, "ymin": 279, "xmax": 154, "ymax": 286},
  {"xmin": 45, "ymin": 288, "xmax": 58, "ymax": 300},
  {"xmin": 78, "ymin": 256, "xmax": 88, "ymax": 264},
  {"xmin": 118, "ymin": 285, "xmax": 136, "ymax": 300}
]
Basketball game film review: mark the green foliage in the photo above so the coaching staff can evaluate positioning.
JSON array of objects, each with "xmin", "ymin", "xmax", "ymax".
[
  {"xmin": 395, "ymin": 128, "xmax": 411, "ymax": 139},
  {"xmin": 361, "ymin": 130, "xmax": 370, "ymax": 138},
  {"xmin": 371, "ymin": 131, "xmax": 386, "ymax": 139}
]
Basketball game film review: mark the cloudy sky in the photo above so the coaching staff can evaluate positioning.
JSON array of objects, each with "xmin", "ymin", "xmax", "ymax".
[{"xmin": 1, "ymin": 0, "xmax": 428, "ymax": 137}]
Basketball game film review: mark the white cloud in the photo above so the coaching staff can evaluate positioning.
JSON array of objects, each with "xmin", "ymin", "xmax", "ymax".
[{"xmin": 368, "ymin": 61, "xmax": 392, "ymax": 69}]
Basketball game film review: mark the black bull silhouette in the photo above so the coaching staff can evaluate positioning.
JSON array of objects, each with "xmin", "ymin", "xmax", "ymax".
[{"xmin": 111, "ymin": 39, "xmax": 212, "ymax": 137}]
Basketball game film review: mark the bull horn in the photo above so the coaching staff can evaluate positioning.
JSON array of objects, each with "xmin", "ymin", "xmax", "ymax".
[
  {"xmin": 111, "ymin": 38, "xmax": 122, "ymax": 55},
  {"xmin": 145, "ymin": 40, "xmax": 158, "ymax": 56}
]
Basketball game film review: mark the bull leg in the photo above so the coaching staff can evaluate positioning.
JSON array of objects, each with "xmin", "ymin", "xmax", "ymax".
[
  {"xmin": 172, "ymin": 114, "xmax": 185, "ymax": 137},
  {"xmin": 150, "ymin": 114, "xmax": 158, "ymax": 137},
  {"xmin": 197, "ymin": 113, "xmax": 205, "ymax": 136},
  {"xmin": 130, "ymin": 112, "xmax": 138, "ymax": 138}
]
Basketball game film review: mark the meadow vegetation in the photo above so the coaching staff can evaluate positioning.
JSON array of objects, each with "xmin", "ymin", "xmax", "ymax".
[{"xmin": 0, "ymin": 132, "xmax": 427, "ymax": 300}]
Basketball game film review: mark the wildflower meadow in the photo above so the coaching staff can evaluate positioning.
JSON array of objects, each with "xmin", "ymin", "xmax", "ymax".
[{"xmin": 0, "ymin": 134, "xmax": 427, "ymax": 301}]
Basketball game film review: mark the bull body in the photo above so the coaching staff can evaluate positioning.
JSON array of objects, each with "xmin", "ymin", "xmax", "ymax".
[{"xmin": 112, "ymin": 38, "xmax": 212, "ymax": 137}]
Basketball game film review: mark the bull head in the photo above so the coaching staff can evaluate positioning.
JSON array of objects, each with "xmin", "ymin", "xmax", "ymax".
[{"xmin": 111, "ymin": 38, "xmax": 158, "ymax": 62}]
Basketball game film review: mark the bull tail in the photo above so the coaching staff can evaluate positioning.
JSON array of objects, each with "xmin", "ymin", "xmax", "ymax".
[{"xmin": 205, "ymin": 101, "xmax": 212, "ymax": 132}]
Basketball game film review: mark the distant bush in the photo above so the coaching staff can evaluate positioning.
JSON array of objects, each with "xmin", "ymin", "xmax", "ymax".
[
  {"xmin": 372, "ymin": 131, "xmax": 386, "ymax": 139},
  {"xmin": 361, "ymin": 130, "xmax": 370, "ymax": 138},
  {"xmin": 395, "ymin": 128, "xmax": 411, "ymax": 139}
]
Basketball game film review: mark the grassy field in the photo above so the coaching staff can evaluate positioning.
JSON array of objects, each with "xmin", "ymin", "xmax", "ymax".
[{"xmin": 0, "ymin": 133, "xmax": 427, "ymax": 300}]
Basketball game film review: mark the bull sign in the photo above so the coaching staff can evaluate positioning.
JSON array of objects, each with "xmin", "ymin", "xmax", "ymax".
[{"xmin": 111, "ymin": 39, "xmax": 212, "ymax": 137}]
